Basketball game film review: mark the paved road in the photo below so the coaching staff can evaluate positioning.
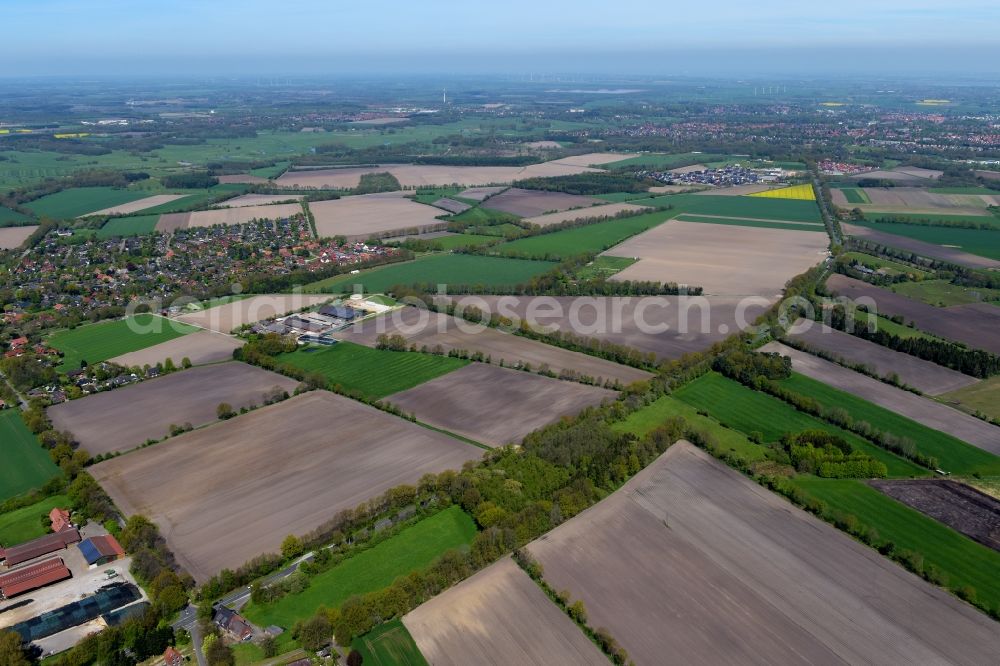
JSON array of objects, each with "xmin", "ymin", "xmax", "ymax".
[{"xmin": 189, "ymin": 620, "xmax": 208, "ymax": 666}]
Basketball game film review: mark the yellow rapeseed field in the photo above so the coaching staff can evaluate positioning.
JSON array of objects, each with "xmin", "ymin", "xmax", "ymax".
[{"xmin": 747, "ymin": 183, "xmax": 815, "ymax": 201}]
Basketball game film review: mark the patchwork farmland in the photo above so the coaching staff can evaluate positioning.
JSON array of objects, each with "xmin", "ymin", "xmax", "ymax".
[
  {"xmin": 385, "ymin": 363, "xmax": 616, "ymax": 446},
  {"xmin": 481, "ymin": 187, "xmax": 602, "ymax": 217},
  {"xmin": 156, "ymin": 202, "xmax": 304, "ymax": 230},
  {"xmin": 90, "ymin": 390, "xmax": 483, "ymax": 581},
  {"xmin": 844, "ymin": 222, "xmax": 1000, "ymax": 267},
  {"xmin": 107, "ymin": 329, "xmax": 242, "ymax": 367},
  {"xmin": 82, "ymin": 194, "xmax": 187, "ymax": 217},
  {"xmin": 47, "ymin": 314, "xmax": 198, "ymax": 371},
  {"xmin": 48, "ymin": 362, "xmax": 299, "ymax": 455},
  {"xmin": 826, "ymin": 274, "xmax": 1000, "ymax": 354},
  {"xmin": 403, "ymin": 557, "xmax": 608, "ymax": 666},
  {"xmin": 525, "ymin": 442, "xmax": 1000, "ymax": 664}
]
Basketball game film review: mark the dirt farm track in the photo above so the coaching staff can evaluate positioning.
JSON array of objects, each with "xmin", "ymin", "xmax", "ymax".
[
  {"xmin": 90, "ymin": 391, "xmax": 482, "ymax": 582},
  {"xmin": 525, "ymin": 441, "xmax": 1000, "ymax": 664}
]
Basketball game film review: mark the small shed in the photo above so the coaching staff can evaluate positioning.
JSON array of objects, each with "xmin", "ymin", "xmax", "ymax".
[{"xmin": 78, "ymin": 534, "xmax": 125, "ymax": 566}]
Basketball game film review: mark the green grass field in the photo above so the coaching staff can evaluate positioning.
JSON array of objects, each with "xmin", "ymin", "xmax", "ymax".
[
  {"xmin": 243, "ymin": 506, "xmax": 478, "ymax": 630},
  {"xmin": 352, "ymin": 620, "xmax": 429, "ymax": 666},
  {"xmin": 928, "ymin": 187, "xmax": 994, "ymax": 195},
  {"xmin": 301, "ymin": 254, "xmax": 557, "ymax": 294},
  {"xmin": 673, "ymin": 213, "xmax": 825, "ymax": 232},
  {"xmin": 673, "ymin": 373, "xmax": 926, "ymax": 477},
  {"xmin": 776, "ymin": 373, "xmax": 1000, "ymax": 475},
  {"xmin": 421, "ymin": 233, "xmax": 498, "ymax": 250},
  {"xmin": 792, "ymin": 476, "xmax": 1000, "ymax": 610},
  {"xmin": 851, "ymin": 221, "xmax": 1000, "ymax": 260},
  {"xmin": 939, "ymin": 376, "xmax": 1000, "ymax": 422},
  {"xmin": 48, "ymin": 314, "xmax": 198, "ymax": 371},
  {"xmin": 603, "ymin": 152, "xmax": 727, "ymax": 169},
  {"xmin": 250, "ymin": 161, "xmax": 291, "ymax": 179},
  {"xmin": 23, "ymin": 187, "xmax": 150, "ymax": 219},
  {"xmin": 0, "ymin": 205, "xmax": 32, "ymax": 226},
  {"xmin": 279, "ymin": 341, "xmax": 469, "ymax": 400},
  {"xmin": 494, "ymin": 210, "xmax": 671, "ymax": 258},
  {"xmin": 0, "ymin": 495, "xmax": 70, "ymax": 546},
  {"xmin": 628, "ymin": 193, "xmax": 823, "ymax": 223},
  {"xmin": 854, "ymin": 310, "xmax": 941, "ymax": 341},
  {"xmin": 0, "ymin": 410, "xmax": 61, "ymax": 502},
  {"xmin": 839, "ymin": 188, "xmax": 870, "ymax": 204},
  {"xmin": 448, "ymin": 206, "xmax": 522, "ymax": 224},
  {"xmin": 613, "ymin": 395, "xmax": 767, "ymax": 462},
  {"xmin": 889, "ymin": 279, "xmax": 1000, "ymax": 306},
  {"xmin": 863, "ymin": 211, "xmax": 1000, "ymax": 226},
  {"xmin": 576, "ymin": 256, "xmax": 637, "ymax": 280},
  {"xmin": 96, "ymin": 214, "xmax": 161, "ymax": 239}
]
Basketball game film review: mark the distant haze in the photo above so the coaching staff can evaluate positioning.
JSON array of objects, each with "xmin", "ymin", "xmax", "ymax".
[{"xmin": 2, "ymin": 0, "xmax": 998, "ymax": 77}]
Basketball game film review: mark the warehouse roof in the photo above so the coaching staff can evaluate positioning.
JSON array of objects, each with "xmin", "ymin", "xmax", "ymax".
[
  {"xmin": 0, "ymin": 528, "xmax": 80, "ymax": 566},
  {"xmin": 78, "ymin": 535, "xmax": 125, "ymax": 564}
]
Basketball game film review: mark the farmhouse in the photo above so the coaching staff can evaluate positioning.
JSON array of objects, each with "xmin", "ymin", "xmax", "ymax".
[
  {"xmin": 215, "ymin": 606, "xmax": 253, "ymax": 641},
  {"xmin": 49, "ymin": 507, "xmax": 73, "ymax": 533},
  {"xmin": 0, "ymin": 528, "xmax": 81, "ymax": 566},
  {"xmin": 78, "ymin": 534, "xmax": 125, "ymax": 566}
]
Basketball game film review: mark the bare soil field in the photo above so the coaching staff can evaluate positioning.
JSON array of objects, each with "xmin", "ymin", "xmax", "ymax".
[
  {"xmin": 184, "ymin": 203, "xmax": 304, "ymax": 228},
  {"xmin": 870, "ymin": 480, "xmax": 1000, "ymax": 552},
  {"xmin": 310, "ymin": 192, "xmax": 446, "ymax": 240},
  {"xmin": 276, "ymin": 157, "xmax": 619, "ymax": 189},
  {"xmin": 861, "ymin": 187, "xmax": 989, "ymax": 212},
  {"xmin": 761, "ymin": 341, "xmax": 1000, "ymax": 455},
  {"xmin": 692, "ymin": 183, "xmax": 777, "ymax": 195},
  {"xmin": 90, "ymin": 391, "xmax": 482, "ymax": 582},
  {"xmin": 385, "ymin": 363, "xmax": 616, "ymax": 447},
  {"xmin": 48, "ymin": 362, "xmax": 298, "ymax": 455},
  {"xmin": 603, "ymin": 220, "xmax": 828, "ymax": 298},
  {"xmin": 216, "ymin": 174, "xmax": 269, "ymax": 185},
  {"xmin": 668, "ymin": 163, "xmax": 708, "ymax": 174},
  {"xmin": 849, "ymin": 167, "xmax": 941, "ymax": 182},
  {"xmin": 648, "ymin": 184, "xmax": 707, "ymax": 194},
  {"xmin": 446, "ymin": 295, "xmax": 769, "ymax": 360},
  {"xmin": 108, "ymin": 330, "xmax": 241, "ymax": 368},
  {"xmin": 403, "ymin": 556, "xmax": 607, "ymax": 666},
  {"xmin": 176, "ymin": 294, "xmax": 333, "ymax": 333},
  {"xmin": 547, "ymin": 152, "xmax": 632, "ymax": 167},
  {"xmin": 0, "ymin": 225, "xmax": 38, "ymax": 249},
  {"xmin": 483, "ymin": 188, "xmax": 602, "ymax": 218},
  {"xmin": 335, "ymin": 307, "xmax": 652, "ymax": 386},
  {"xmin": 784, "ymin": 320, "xmax": 978, "ymax": 395},
  {"xmin": 826, "ymin": 274, "xmax": 1000, "ymax": 353},
  {"xmin": 526, "ymin": 441, "xmax": 1000, "ymax": 665},
  {"xmin": 843, "ymin": 223, "xmax": 1000, "ymax": 269},
  {"xmin": 215, "ymin": 193, "xmax": 304, "ymax": 208},
  {"xmin": 458, "ymin": 186, "xmax": 506, "ymax": 201},
  {"xmin": 83, "ymin": 194, "xmax": 186, "ymax": 217},
  {"xmin": 523, "ymin": 140, "xmax": 562, "ymax": 150},
  {"xmin": 523, "ymin": 202, "xmax": 648, "ymax": 227}
]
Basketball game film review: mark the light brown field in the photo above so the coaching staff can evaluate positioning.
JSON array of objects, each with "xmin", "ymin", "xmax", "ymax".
[
  {"xmin": 458, "ymin": 186, "xmax": 506, "ymax": 201},
  {"xmin": 108, "ymin": 330, "xmax": 242, "ymax": 368},
  {"xmin": 446, "ymin": 294, "xmax": 770, "ymax": 361},
  {"xmin": 648, "ymin": 184, "xmax": 707, "ymax": 194},
  {"xmin": 858, "ymin": 187, "xmax": 989, "ymax": 215},
  {"xmin": 175, "ymin": 294, "xmax": 333, "ymax": 333},
  {"xmin": 483, "ymin": 188, "xmax": 602, "ymax": 218},
  {"xmin": 82, "ymin": 194, "xmax": 186, "ymax": 217},
  {"xmin": 668, "ymin": 163, "xmax": 708, "ymax": 174},
  {"xmin": 216, "ymin": 174, "xmax": 269, "ymax": 184},
  {"xmin": 215, "ymin": 193, "xmax": 304, "ymax": 208},
  {"xmin": 0, "ymin": 226, "xmax": 38, "ymax": 249},
  {"xmin": 185, "ymin": 203, "xmax": 304, "ymax": 228},
  {"xmin": 335, "ymin": 307, "xmax": 652, "ymax": 386},
  {"xmin": 523, "ymin": 140, "xmax": 562, "ymax": 150},
  {"xmin": 385, "ymin": 363, "xmax": 616, "ymax": 447},
  {"xmin": 527, "ymin": 441, "xmax": 1000, "ymax": 665},
  {"xmin": 309, "ymin": 192, "xmax": 446, "ymax": 240},
  {"xmin": 784, "ymin": 320, "xmax": 977, "ymax": 395},
  {"xmin": 274, "ymin": 155, "xmax": 625, "ymax": 189},
  {"xmin": 403, "ymin": 556, "xmax": 607, "ymax": 666},
  {"xmin": 761, "ymin": 341, "xmax": 1000, "ymax": 456},
  {"xmin": 843, "ymin": 223, "xmax": 1000, "ymax": 269},
  {"xmin": 90, "ymin": 391, "xmax": 482, "ymax": 582},
  {"xmin": 603, "ymin": 219, "xmax": 828, "ymax": 298},
  {"xmin": 48, "ymin": 362, "xmax": 298, "ymax": 456},
  {"xmin": 523, "ymin": 202, "xmax": 648, "ymax": 227}
]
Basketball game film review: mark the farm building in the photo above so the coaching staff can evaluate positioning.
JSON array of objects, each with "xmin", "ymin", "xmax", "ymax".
[
  {"xmin": 0, "ymin": 528, "xmax": 81, "ymax": 566},
  {"xmin": 215, "ymin": 606, "xmax": 253, "ymax": 641},
  {"xmin": 8, "ymin": 582, "xmax": 140, "ymax": 643},
  {"xmin": 78, "ymin": 535, "xmax": 125, "ymax": 566},
  {"xmin": 318, "ymin": 304, "xmax": 360, "ymax": 321},
  {"xmin": 0, "ymin": 557, "xmax": 72, "ymax": 599},
  {"xmin": 163, "ymin": 646, "xmax": 183, "ymax": 666},
  {"xmin": 49, "ymin": 507, "xmax": 72, "ymax": 533}
]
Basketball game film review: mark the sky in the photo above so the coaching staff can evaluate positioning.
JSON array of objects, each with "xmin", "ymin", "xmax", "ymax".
[{"xmin": 3, "ymin": 0, "xmax": 999, "ymax": 77}]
